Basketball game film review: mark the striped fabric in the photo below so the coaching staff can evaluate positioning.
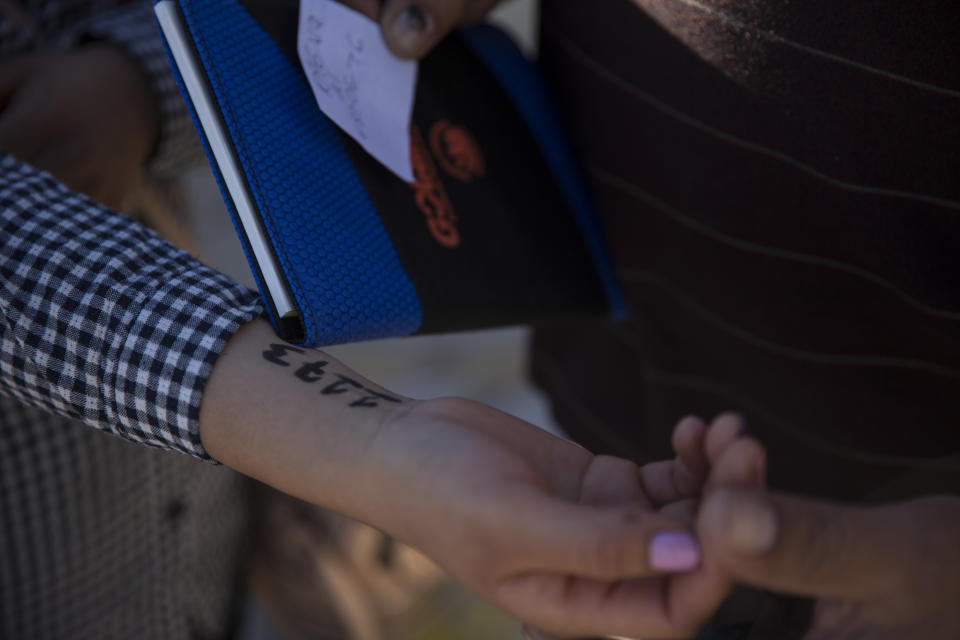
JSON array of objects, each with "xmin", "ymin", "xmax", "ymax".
[{"xmin": 532, "ymin": 1, "xmax": 959, "ymax": 635}]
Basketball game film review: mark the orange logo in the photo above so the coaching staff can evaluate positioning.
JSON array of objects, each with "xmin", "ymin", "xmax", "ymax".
[
  {"xmin": 429, "ymin": 120, "xmax": 485, "ymax": 183},
  {"xmin": 410, "ymin": 124, "xmax": 460, "ymax": 248}
]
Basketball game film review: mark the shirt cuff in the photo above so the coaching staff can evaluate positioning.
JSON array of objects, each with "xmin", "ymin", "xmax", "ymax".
[{"xmin": 0, "ymin": 153, "xmax": 264, "ymax": 460}]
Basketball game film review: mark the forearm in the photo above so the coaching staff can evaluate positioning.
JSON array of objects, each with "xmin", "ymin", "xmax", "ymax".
[
  {"xmin": 198, "ymin": 319, "xmax": 415, "ymax": 521},
  {"xmin": 198, "ymin": 323, "xmax": 721, "ymax": 639}
]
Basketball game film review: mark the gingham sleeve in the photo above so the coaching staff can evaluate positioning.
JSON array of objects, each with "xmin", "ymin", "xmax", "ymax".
[
  {"xmin": 0, "ymin": 153, "xmax": 264, "ymax": 459},
  {"xmin": 83, "ymin": 1, "xmax": 200, "ymax": 180}
]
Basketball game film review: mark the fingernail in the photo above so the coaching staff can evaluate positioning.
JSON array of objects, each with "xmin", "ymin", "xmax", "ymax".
[
  {"xmin": 388, "ymin": 5, "xmax": 433, "ymax": 55},
  {"xmin": 649, "ymin": 530, "xmax": 701, "ymax": 571},
  {"xmin": 719, "ymin": 491, "xmax": 779, "ymax": 555}
]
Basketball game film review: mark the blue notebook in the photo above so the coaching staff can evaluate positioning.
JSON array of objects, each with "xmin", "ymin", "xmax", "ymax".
[{"xmin": 155, "ymin": 0, "xmax": 623, "ymax": 346}]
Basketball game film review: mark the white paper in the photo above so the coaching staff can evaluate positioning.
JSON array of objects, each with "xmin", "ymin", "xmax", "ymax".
[{"xmin": 298, "ymin": 0, "xmax": 417, "ymax": 182}]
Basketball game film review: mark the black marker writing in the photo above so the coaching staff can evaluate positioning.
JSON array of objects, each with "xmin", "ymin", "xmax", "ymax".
[
  {"xmin": 294, "ymin": 361, "xmax": 329, "ymax": 383},
  {"xmin": 349, "ymin": 390, "xmax": 403, "ymax": 408},
  {"xmin": 263, "ymin": 344, "xmax": 305, "ymax": 367},
  {"xmin": 321, "ymin": 375, "xmax": 364, "ymax": 396}
]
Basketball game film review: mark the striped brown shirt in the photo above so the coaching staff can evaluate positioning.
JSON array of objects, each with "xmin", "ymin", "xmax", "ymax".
[{"xmin": 533, "ymin": 0, "xmax": 960, "ymax": 504}]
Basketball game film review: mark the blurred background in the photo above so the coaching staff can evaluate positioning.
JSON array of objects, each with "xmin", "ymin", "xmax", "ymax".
[{"xmin": 175, "ymin": 2, "xmax": 555, "ymax": 638}]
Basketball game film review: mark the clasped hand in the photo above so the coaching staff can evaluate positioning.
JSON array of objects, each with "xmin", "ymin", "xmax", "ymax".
[
  {"xmin": 369, "ymin": 402, "xmax": 756, "ymax": 638},
  {"xmin": 375, "ymin": 400, "xmax": 960, "ymax": 640}
]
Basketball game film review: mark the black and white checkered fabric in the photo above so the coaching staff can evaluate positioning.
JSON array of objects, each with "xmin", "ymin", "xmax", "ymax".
[
  {"xmin": 1, "ymin": 2, "xmax": 266, "ymax": 637},
  {"xmin": 1, "ymin": 152, "xmax": 262, "ymax": 458}
]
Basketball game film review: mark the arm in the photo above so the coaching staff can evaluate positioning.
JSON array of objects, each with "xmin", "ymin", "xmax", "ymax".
[
  {"xmin": 0, "ymin": 152, "xmax": 260, "ymax": 456},
  {"xmin": 198, "ymin": 319, "xmax": 713, "ymax": 635},
  {"xmin": 2, "ymin": 152, "xmax": 708, "ymax": 637}
]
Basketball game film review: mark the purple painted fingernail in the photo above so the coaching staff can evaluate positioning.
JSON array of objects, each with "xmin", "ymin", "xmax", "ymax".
[{"xmin": 649, "ymin": 531, "xmax": 701, "ymax": 571}]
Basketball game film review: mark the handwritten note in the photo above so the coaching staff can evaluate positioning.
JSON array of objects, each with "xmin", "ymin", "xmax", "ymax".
[{"xmin": 298, "ymin": 0, "xmax": 417, "ymax": 182}]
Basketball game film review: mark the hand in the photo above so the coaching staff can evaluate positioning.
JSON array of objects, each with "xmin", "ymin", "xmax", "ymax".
[
  {"xmin": 341, "ymin": 0, "xmax": 502, "ymax": 59},
  {"xmin": 353, "ymin": 400, "xmax": 731, "ymax": 637},
  {"xmin": 698, "ymin": 487, "xmax": 960, "ymax": 639},
  {"xmin": 200, "ymin": 322, "xmax": 759, "ymax": 638},
  {"xmin": 0, "ymin": 44, "xmax": 159, "ymax": 209},
  {"xmin": 521, "ymin": 414, "xmax": 769, "ymax": 639}
]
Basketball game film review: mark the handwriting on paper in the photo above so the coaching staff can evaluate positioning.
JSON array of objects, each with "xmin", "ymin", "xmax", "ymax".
[{"xmin": 298, "ymin": 0, "xmax": 417, "ymax": 182}]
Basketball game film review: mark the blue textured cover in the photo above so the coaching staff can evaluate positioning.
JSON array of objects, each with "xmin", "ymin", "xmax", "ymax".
[
  {"xmin": 172, "ymin": 0, "xmax": 423, "ymax": 346},
  {"xmin": 159, "ymin": 0, "xmax": 624, "ymax": 346}
]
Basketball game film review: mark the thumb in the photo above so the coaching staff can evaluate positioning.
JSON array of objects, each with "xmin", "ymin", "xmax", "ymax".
[
  {"xmin": 509, "ymin": 491, "xmax": 703, "ymax": 581},
  {"xmin": 698, "ymin": 489, "xmax": 902, "ymax": 600},
  {"xmin": 380, "ymin": 0, "xmax": 495, "ymax": 59}
]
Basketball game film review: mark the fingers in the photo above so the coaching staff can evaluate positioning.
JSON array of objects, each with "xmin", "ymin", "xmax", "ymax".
[
  {"xmin": 697, "ymin": 489, "xmax": 905, "ymax": 600},
  {"xmin": 651, "ymin": 420, "xmax": 764, "ymax": 633},
  {"xmin": 705, "ymin": 437, "xmax": 766, "ymax": 493},
  {"xmin": 579, "ymin": 454, "xmax": 648, "ymax": 507},
  {"xmin": 640, "ymin": 416, "xmax": 706, "ymax": 506},
  {"xmin": 659, "ymin": 497, "xmax": 698, "ymax": 527},
  {"xmin": 493, "ymin": 494, "xmax": 705, "ymax": 637},
  {"xmin": 508, "ymin": 492, "xmax": 701, "ymax": 581},
  {"xmin": 380, "ymin": 0, "xmax": 466, "ymax": 59},
  {"xmin": 672, "ymin": 414, "xmax": 709, "ymax": 488},
  {"xmin": 499, "ymin": 571, "xmax": 699, "ymax": 638},
  {"xmin": 704, "ymin": 412, "xmax": 747, "ymax": 465},
  {"xmin": 642, "ymin": 413, "xmax": 754, "ymax": 507},
  {"xmin": 380, "ymin": 0, "xmax": 498, "ymax": 58}
]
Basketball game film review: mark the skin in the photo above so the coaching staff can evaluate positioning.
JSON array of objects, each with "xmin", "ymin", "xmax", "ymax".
[
  {"xmin": 339, "ymin": 2, "xmax": 960, "ymax": 638},
  {"xmin": 199, "ymin": 320, "xmax": 753, "ymax": 638},
  {"xmin": 8, "ymin": 4, "xmax": 956, "ymax": 636},
  {"xmin": 201, "ymin": 324, "xmax": 783, "ymax": 638},
  {"xmin": 697, "ymin": 491, "xmax": 960, "ymax": 640},
  {"xmin": 340, "ymin": 0, "xmax": 500, "ymax": 59},
  {"xmin": 0, "ymin": 43, "xmax": 159, "ymax": 209},
  {"xmin": 522, "ymin": 416, "xmax": 769, "ymax": 640}
]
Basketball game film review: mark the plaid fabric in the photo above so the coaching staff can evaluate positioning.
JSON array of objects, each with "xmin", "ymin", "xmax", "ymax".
[
  {"xmin": 1, "ymin": 3, "xmax": 265, "ymax": 637},
  {"xmin": 0, "ymin": 153, "xmax": 262, "ymax": 458}
]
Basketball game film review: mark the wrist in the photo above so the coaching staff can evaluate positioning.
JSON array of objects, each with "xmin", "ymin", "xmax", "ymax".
[{"xmin": 198, "ymin": 320, "xmax": 418, "ymax": 519}]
